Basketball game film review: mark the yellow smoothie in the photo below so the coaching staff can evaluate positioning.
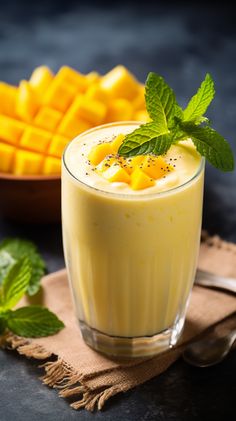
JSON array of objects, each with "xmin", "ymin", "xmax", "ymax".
[{"xmin": 62, "ymin": 122, "xmax": 204, "ymax": 355}]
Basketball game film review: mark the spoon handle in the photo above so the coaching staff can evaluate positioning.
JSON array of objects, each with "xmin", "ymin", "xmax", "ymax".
[{"xmin": 195, "ymin": 269, "xmax": 236, "ymax": 293}]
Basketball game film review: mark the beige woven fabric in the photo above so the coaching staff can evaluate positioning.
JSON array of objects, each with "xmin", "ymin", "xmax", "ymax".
[{"xmin": 2, "ymin": 234, "xmax": 236, "ymax": 411}]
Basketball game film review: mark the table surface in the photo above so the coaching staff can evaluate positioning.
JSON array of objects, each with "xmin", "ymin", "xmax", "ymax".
[{"xmin": 0, "ymin": 1, "xmax": 236, "ymax": 420}]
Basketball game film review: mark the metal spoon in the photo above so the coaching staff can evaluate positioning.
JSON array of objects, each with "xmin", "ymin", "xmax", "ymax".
[
  {"xmin": 183, "ymin": 330, "xmax": 236, "ymax": 367},
  {"xmin": 195, "ymin": 269, "xmax": 236, "ymax": 294}
]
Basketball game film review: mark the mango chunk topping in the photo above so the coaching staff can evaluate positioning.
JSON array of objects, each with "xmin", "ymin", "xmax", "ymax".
[
  {"xmin": 111, "ymin": 134, "xmax": 125, "ymax": 153},
  {"xmin": 130, "ymin": 167, "xmax": 155, "ymax": 190},
  {"xmin": 140, "ymin": 156, "xmax": 173, "ymax": 179},
  {"xmin": 89, "ymin": 134, "xmax": 174, "ymax": 190},
  {"xmin": 88, "ymin": 142, "xmax": 113, "ymax": 166},
  {"xmin": 102, "ymin": 163, "xmax": 131, "ymax": 184}
]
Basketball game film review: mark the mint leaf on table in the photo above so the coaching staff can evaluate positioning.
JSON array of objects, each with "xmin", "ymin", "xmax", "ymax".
[
  {"xmin": 180, "ymin": 123, "xmax": 234, "ymax": 171},
  {"xmin": 0, "ymin": 250, "xmax": 15, "ymax": 285},
  {"xmin": 145, "ymin": 72, "xmax": 182, "ymax": 130},
  {"xmin": 183, "ymin": 73, "xmax": 215, "ymax": 123},
  {"xmin": 0, "ymin": 242, "xmax": 64, "ymax": 339},
  {"xmin": 0, "ymin": 238, "xmax": 46, "ymax": 296},
  {"xmin": 118, "ymin": 71, "xmax": 234, "ymax": 172},
  {"xmin": 6, "ymin": 306, "xmax": 64, "ymax": 338},
  {"xmin": 0, "ymin": 257, "xmax": 31, "ymax": 310}
]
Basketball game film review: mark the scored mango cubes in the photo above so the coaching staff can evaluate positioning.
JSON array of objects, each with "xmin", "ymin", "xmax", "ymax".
[
  {"xmin": 100, "ymin": 66, "xmax": 139, "ymax": 100},
  {"xmin": 0, "ymin": 64, "xmax": 148, "ymax": 176},
  {"xmin": 14, "ymin": 150, "xmax": 43, "ymax": 175},
  {"xmin": 0, "ymin": 143, "xmax": 15, "ymax": 172}
]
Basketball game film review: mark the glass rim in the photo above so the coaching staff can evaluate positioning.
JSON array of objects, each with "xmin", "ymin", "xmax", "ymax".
[{"xmin": 62, "ymin": 121, "xmax": 205, "ymax": 200}]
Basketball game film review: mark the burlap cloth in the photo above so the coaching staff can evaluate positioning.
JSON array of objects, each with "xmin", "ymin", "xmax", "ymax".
[{"xmin": 1, "ymin": 233, "xmax": 236, "ymax": 411}]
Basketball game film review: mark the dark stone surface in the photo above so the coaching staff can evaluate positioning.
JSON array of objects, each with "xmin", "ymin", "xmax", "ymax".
[{"xmin": 0, "ymin": 1, "xmax": 236, "ymax": 419}]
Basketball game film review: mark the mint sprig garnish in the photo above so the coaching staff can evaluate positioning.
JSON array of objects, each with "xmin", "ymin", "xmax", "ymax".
[
  {"xmin": 0, "ymin": 240, "xmax": 64, "ymax": 338},
  {"xmin": 145, "ymin": 72, "xmax": 183, "ymax": 130},
  {"xmin": 118, "ymin": 72, "xmax": 234, "ymax": 172},
  {"xmin": 183, "ymin": 73, "xmax": 215, "ymax": 123},
  {"xmin": 0, "ymin": 238, "xmax": 46, "ymax": 296}
]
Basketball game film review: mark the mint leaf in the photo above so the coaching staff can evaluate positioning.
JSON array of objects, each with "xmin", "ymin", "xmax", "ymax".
[
  {"xmin": 0, "ymin": 257, "xmax": 31, "ymax": 310},
  {"xmin": 183, "ymin": 73, "xmax": 215, "ymax": 123},
  {"xmin": 118, "ymin": 122, "xmax": 168, "ymax": 156},
  {"xmin": 0, "ymin": 251, "xmax": 15, "ymax": 285},
  {"xmin": 0, "ymin": 238, "xmax": 46, "ymax": 296},
  {"xmin": 145, "ymin": 72, "xmax": 183, "ymax": 130},
  {"xmin": 6, "ymin": 306, "xmax": 65, "ymax": 337},
  {"xmin": 180, "ymin": 123, "xmax": 234, "ymax": 171}
]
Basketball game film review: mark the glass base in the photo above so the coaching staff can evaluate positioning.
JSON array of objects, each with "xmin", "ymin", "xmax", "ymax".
[{"xmin": 79, "ymin": 318, "xmax": 185, "ymax": 358}]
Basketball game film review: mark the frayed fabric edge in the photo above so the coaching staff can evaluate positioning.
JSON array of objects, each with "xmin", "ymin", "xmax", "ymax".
[{"xmin": 1, "ymin": 333, "xmax": 122, "ymax": 412}]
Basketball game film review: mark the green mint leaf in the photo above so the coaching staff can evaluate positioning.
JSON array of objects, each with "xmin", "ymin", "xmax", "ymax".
[
  {"xmin": 180, "ymin": 123, "xmax": 234, "ymax": 171},
  {"xmin": 0, "ymin": 251, "xmax": 15, "ymax": 285},
  {"xmin": 145, "ymin": 72, "xmax": 183, "ymax": 130},
  {"xmin": 0, "ymin": 238, "xmax": 46, "ymax": 296},
  {"xmin": 183, "ymin": 73, "xmax": 215, "ymax": 123},
  {"xmin": 6, "ymin": 306, "xmax": 65, "ymax": 337},
  {"xmin": 0, "ymin": 257, "xmax": 31, "ymax": 310},
  {"xmin": 118, "ymin": 122, "xmax": 171, "ymax": 157}
]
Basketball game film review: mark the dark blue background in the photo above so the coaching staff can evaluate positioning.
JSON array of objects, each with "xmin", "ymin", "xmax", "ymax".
[{"xmin": 0, "ymin": 1, "xmax": 235, "ymax": 419}]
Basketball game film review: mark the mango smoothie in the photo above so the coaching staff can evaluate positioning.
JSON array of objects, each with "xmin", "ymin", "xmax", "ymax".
[{"xmin": 62, "ymin": 122, "xmax": 204, "ymax": 357}]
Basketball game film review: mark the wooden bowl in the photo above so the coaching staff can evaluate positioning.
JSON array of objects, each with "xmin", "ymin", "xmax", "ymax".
[{"xmin": 0, "ymin": 173, "xmax": 61, "ymax": 223}]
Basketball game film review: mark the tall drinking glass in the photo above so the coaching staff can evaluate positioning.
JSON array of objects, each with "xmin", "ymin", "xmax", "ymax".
[{"xmin": 62, "ymin": 122, "xmax": 204, "ymax": 357}]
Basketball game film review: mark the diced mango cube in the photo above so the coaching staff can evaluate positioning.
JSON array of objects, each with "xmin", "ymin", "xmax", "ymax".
[
  {"xmin": 111, "ymin": 134, "xmax": 125, "ymax": 153},
  {"xmin": 86, "ymin": 84, "xmax": 108, "ymax": 103},
  {"xmin": 56, "ymin": 66, "xmax": 88, "ymax": 92},
  {"xmin": 0, "ymin": 115, "xmax": 25, "ymax": 145},
  {"xmin": 100, "ymin": 66, "xmax": 139, "ymax": 100},
  {"xmin": 14, "ymin": 150, "xmax": 43, "ymax": 175},
  {"xmin": 34, "ymin": 106, "xmax": 62, "ymax": 131},
  {"xmin": 29, "ymin": 66, "xmax": 54, "ymax": 95},
  {"xmin": 0, "ymin": 142, "xmax": 15, "ymax": 172},
  {"xmin": 43, "ymin": 157, "xmax": 61, "ymax": 175},
  {"xmin": 133, "ymin": 110, "xmax": 149, "ymax": 122},
  {"xmin": 58, "ymin": 111, "xmax": 91, "ymax": 138},
  {"xmin": 132, "ymin": 86, "xmax": 145, "ymax": 110},
  {"xmin": 86, "ymin": 71, "xmax": 100, "ymax": 84},
  {"xmin": 96, "ymin": 155, "xmax": 116, "ymax": 172},
  {"xmin": 88, "ymin": 142, "xmax": 113, "ymax": 165},
  {"xmin": 102, "ymin": 162, "xmax": 131, "ymax": 183},
  {"xmin": 141, "ymin": 156, "xmax": 173, "ymax": 179},
  {"xmin": 106, "ymin": 99, "xmax": 133, "ymax": 122},
  {"xmin": 44, "ymin": 77, "xmax": 76, "ymax": 112},
  {"xmin": 48, "ymin": 135, "xmax": 69, "ymax": 158},
  {"xmin": 123, "ymin": 155, "xmax": 144, "ymax": 174},
  {"xmin": 0, "ymin": 83, "xmax": 18, "ymax": 117},
  {"xmin": 16, "ymin": 81, "xmax": 39, "ymax": 122},
  {"xmin": 20, "ymin": 127, "xmax": 52, "ymax": 154},
  {"xmin": 131, "ymin": 167, "xmax": 155, "ymax": 190},
  {"xmin": 69, "ymin": 96, "xmax": 107, "ymax": 125}
]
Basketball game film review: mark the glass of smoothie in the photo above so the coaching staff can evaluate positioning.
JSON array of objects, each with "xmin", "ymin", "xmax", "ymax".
[{"xmin": 62, "ymin": 121, "xmax": 204, "ymax": 358}]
